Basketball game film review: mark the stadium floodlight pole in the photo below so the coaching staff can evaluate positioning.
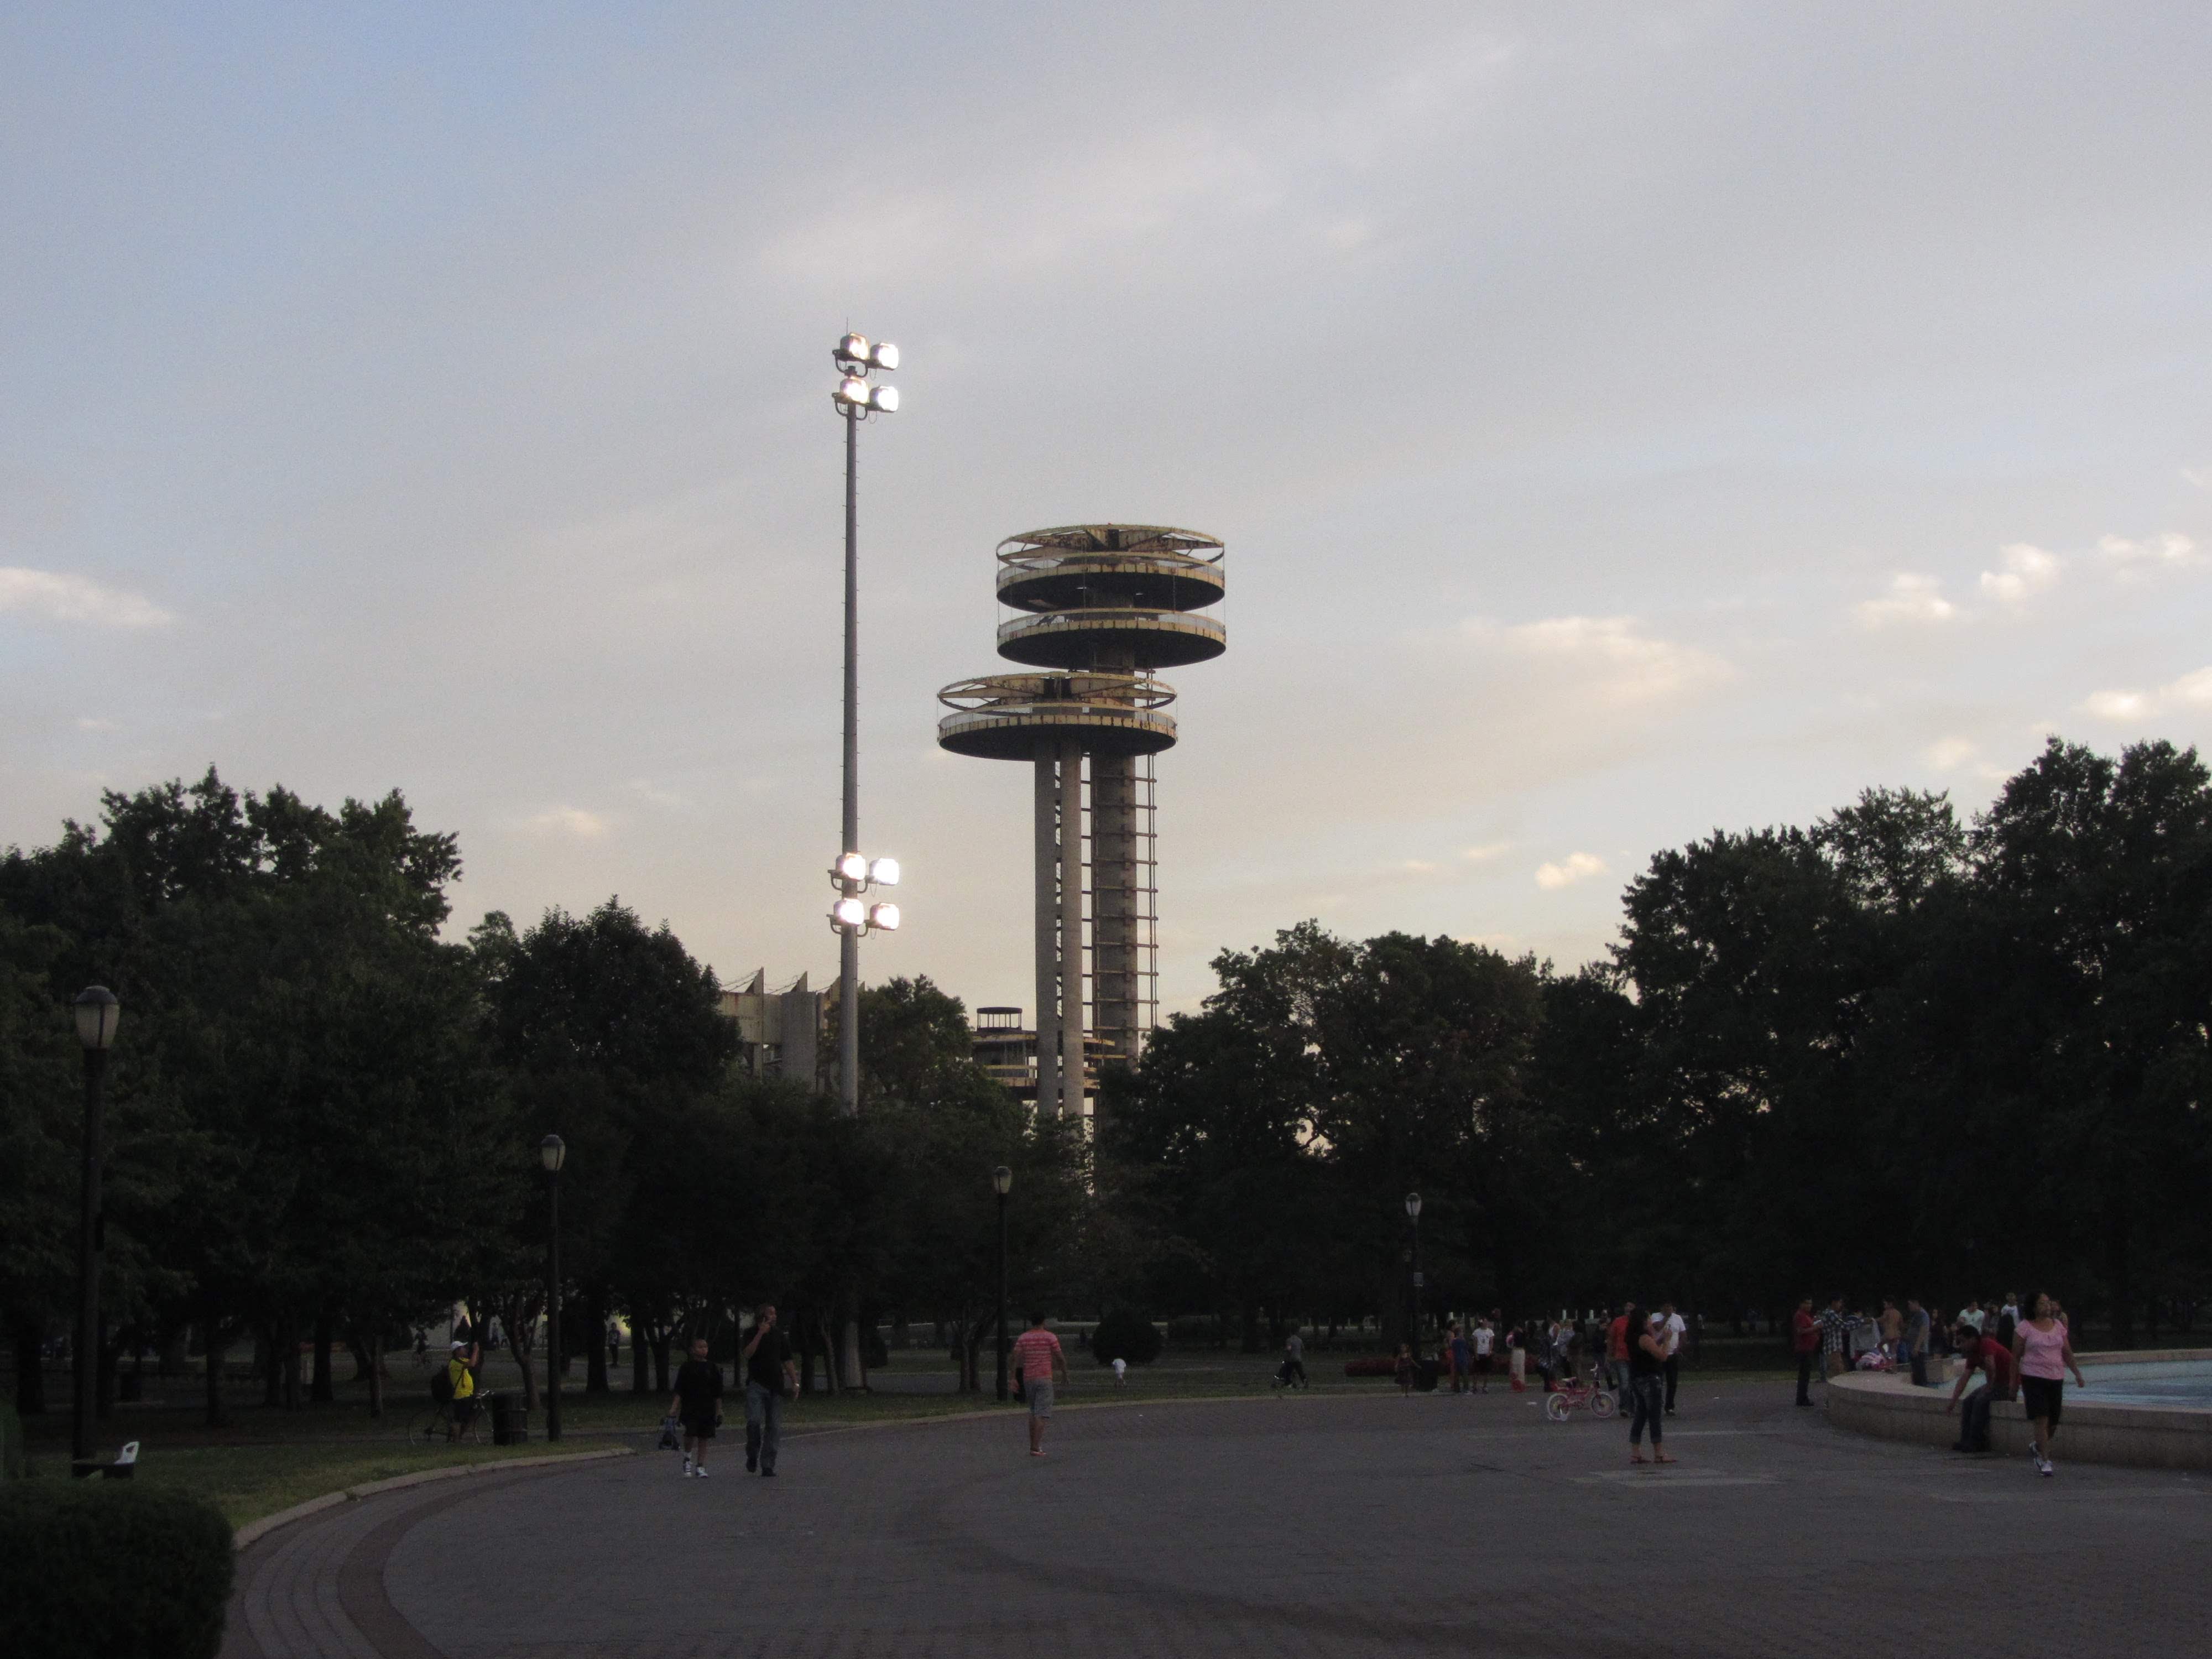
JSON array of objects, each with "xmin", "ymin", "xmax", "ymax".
[
  {"xmin": 71, "ymin": 985, "xmax": 120, "ymax": 1476},
  {"xmin": 829, "ymin": 333, "xmax": 900, "ymax": 1115}
]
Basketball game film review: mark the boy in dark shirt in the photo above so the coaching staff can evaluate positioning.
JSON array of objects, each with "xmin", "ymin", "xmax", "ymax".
[{"xmin": 669, "ymin": 1336, "xmax": 723, "ymax": 1478}]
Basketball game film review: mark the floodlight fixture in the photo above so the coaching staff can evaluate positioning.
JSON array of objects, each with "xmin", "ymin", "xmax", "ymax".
[
  {"xmin": 868, "ymin": 384, "xmax": 899, "ymax": 413},
  {"xmin": 867, "ymin": 901, "xmax": 900, "ymax": 932},
  {"xmin": 870, "ymin": 341, "xmax": 899, "ymax": 370},
  {"xmin": 836, "ymin": 375, "xmax": 870, "ymax": 407},
  {"xmin": 831, "ymin": 895, "xmax": 868, "ymax": 931},
  {"xmin": 869, "ymin": 857, "xmax": 900, "ymax": 886},
  {"xmin": 837, "ymin": 332, "xmax": 871, "ymax": 365},
  {"xmin": 835, "ymin": 851, "xmax": 869, "ymax": 884}
]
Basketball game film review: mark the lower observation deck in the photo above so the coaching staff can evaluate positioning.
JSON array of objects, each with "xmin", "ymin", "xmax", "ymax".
[
  {"xmin": 997, "ymin": 607, "xmax": 1226, "ymax": 670},
  {"xmin": 936, "ymin": 672, "xmax": 1177, "ymax": 760}
]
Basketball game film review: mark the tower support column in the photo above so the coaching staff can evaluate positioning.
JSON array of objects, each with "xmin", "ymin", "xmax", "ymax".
[
  {"xmin": 1091, "ymin": 750, "xmax": 1140, "ymax": 1083},
  {"xmin": 1058, "ymin": 737, "xmax": 1087, "ymax": 1124},
  {"xmin": 1032, "ymin": 748, "xmax": 1062, "ymax": 1117}
]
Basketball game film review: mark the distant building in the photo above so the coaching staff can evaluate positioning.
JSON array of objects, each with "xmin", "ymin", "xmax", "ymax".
[
  {"xmin": 972, "ymin": 1005, "xmax": 1105, "ymax": 1112},
  {"xmin": 718, "ymin": 970, "xmax": 826, "ymax": 1090}
]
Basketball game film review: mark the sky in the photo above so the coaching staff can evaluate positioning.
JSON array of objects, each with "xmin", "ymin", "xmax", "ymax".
[{"xmin": 4, "ymin": 2, "xmax": 2209, "ymax": 1018}]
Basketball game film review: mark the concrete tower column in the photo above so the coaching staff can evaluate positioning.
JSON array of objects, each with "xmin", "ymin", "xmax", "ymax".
[
  {"xmin": 1058, "ymin": 736, "xmax": 1087, "ymax": 1124},
  {"xmin": 1032, "ymin": 748, "xmax": 1062, "ymax": 1117},
  {"xmin": 1091, "ymin": 751, "xmax": 1140, "ymax": 1074}
]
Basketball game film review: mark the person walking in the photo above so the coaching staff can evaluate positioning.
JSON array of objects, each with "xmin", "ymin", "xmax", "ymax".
[
  {"xmin": 742, "ymin": 1303, "xmax": 797, "ymax": 1477},
  {"xmin": 2011, "ymin": 1291, "xmax": 2087, "ymax": 1476},
  {"xmin": 1282, "ymin": 1330, "xmax": 1307, "ymax": 1388},
  {"xmin": 670, "ymin": 1335, "xmax": 723, "ymax": 1478},
  {"xmin": 1946, "ymin": 1320, "xmax": 2016, "ymax": 1454},
  {"xmin": 1791, "ymin": 1298, "xmax": 1820, "ymax": 1406},
  {"xmin": 1624, "ymin": 1303, "xmax": 1674, "ymax": 1465},
  {"xmin": 1507, "ymin": 1326, "xmax": 1527, "ymax": 1392},
  {"xmin": 1659, "ymin": 1301, "xmax": 1686, "ymax": 1413},
  {"xmin": 1010, "ymin": 1313, "xmax": 1070, "ymax": 1457},
  {"xmin": 1905, "ymin": 1297, "xmax": 1932, "ymax": 1387},
  {"xmin": 1606, "ymin": 1304, "xmax": 1631, "ymax": 1406},
  {"xmin": 1471, "ymin": 1318, "xmax": 1494, "ymax": 1392},
  {"xmin": 1447, "ymin": 1323, "xmax": 1472, "ymax": 1394}
]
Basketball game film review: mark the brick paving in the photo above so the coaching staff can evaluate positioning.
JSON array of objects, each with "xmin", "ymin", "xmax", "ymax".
[{"xmin": 236, "ymin": 1381, "xmax": 2212, "ymax": 1657}]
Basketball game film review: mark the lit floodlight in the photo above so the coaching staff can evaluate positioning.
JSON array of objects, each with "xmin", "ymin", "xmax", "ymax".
[
  {"xmin": 835, "ymin": 851, "xmax": 869, "ymax": 883},
  {"xmin": 869, "ymin": 341, "xmax": 899, "ymax": 371},
  {"xmin": 838, "ymin": 332, "xmax": 870, "ymax": 363},
  {"xmin": 836, "ymin": 376, "xmax": 870, "ymax": 406},
  {"xmin": 867, "ymin": 901, "xmax": 900, "ymax": 931},
  {"xmin": 831, "ymin": 896, "xmax": 868, "ymax": 930},
  {"xmin": 868, "ymin": 384, "xmax": 899, "ymax": 413},
  {"xmin": 868, "ymin": 857, "xmax": 900, "ymax": 886}
]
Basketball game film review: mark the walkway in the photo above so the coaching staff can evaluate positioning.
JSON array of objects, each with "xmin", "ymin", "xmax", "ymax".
[{"xmin": 225, "ymin": 1380, "xmax": 2212, "ymax": 1657}]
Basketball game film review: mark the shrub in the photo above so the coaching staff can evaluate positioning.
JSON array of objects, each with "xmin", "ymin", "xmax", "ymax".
[
  {"xmin": 0, "ymin": 1480, "xmax": 234, "ymax": 1659},
  {"xmin": 1089, "ymin": 1308, "xmax": 1164, "ymax": 1367}
]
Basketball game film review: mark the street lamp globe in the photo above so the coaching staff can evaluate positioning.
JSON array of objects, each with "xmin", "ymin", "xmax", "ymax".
[
  {"xmin": 72, "ymin": 985, "xmax": 120, "ymax": 1050},
  {"xmin": 540, "ymin": 1134, "xmax": 567, "ymax": 1174},
  {"xmin": 1405, "ymin": 1191, "xmax": 1422, "ymax": 1220},
  {"xmin": 993, "ymin": 1165, "xmax": 1013, "ymax": 1196}
]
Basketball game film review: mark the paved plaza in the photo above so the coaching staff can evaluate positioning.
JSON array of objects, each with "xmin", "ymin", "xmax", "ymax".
[{"xmin": 225, "ymin": 1380, "xmax": 2212, "ymax": 1658}]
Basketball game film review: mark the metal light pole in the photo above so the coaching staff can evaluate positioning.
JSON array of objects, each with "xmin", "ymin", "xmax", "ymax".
[
  {"xmin": 1405, "ymin": 1191, "xmax": 1423, "ymax": 1358},
  {"xmin": 828, "ymin": 333, "xmax": 901, "ymax": 1115},
  {"xmin": 540, "ymin": 1135, "xmax": 566, "ymax": 1443},
  {"xmin": 72, "ymin": 985, "xmax": 120, "ymax": 1475},
  {"xmin": 993, "ymin": 1166, "xmax": 1013, "ymax": 1401}
]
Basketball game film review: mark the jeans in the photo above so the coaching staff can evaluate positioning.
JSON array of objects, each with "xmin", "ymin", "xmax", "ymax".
[
  {"xmin": 744, "ymin": 1381, "xmax": 782, "ymax": 1472},
  {"xmin": 1910, "ymin": 1349, "xmax": 1929, "ymax": 1387},
  {"xmin": 1959, "ymin": 1385, "xmax": 1996, "ymax": 1452},
  {"xmin": 1663, "ymin": 1356, "xmax": 1679, "ymax": 1411},
  {"xmin": 1796, "ymin": 1352, "xmax": 1815, "ymax": 1404},
  {"xmin": 1629, "ymin": 1375, "xmax": 1664, "ymax": 1446}
]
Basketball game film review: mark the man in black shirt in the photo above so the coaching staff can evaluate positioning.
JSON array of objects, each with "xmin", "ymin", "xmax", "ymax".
[
  {"xmin": 669, "ymin": 1336, "xmax": 723, "ymax": 1478},
  {"xmin": 742, "ymin": 1303, "xmax": 798, "ymax": 1477}
]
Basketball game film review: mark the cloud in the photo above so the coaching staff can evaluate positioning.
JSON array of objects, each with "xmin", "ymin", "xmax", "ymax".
[
  {"xmin": 1979, "ymin": 543, "xmax": 2059, "ymax": 604},
  {"xmin": 524, "ymin": 807, "xmax": 614, "ymax": 839},
  {"xmin": 1462, "ymin": 842, "xmax": 1513, "ymax": 864},
  {"xmin": 1535, "ymin": 852, "xmax": 1607, "ymax": 890},
  {"xmin": 0, "ymin": 567, "xmax": 174, "ymax": 628},
  {"xmin": 2182, "ymin": 467, "xmax": 2211, "ymax": 489},
  {"xmin": 625, "ymin": 780, "xmax": 690, "ymax": 809},
  {"xmin": 2099, "ymin": 532, "xmax": 2199, "ymax": 573},
  {"xmin": 2083, "ymin": 666, "xmax": 2212, "ymax": 723},
  {"xmin": 1923, "ymin": 737, "xmax": 1979, "ymax": 770},
  {"xmin": 1475, "ymin": 615, "xmax": 1734, "ymax": 705},
  {"xmin": 1853, "ymin": 573, "xmax": 1955, "ymax": 628}
]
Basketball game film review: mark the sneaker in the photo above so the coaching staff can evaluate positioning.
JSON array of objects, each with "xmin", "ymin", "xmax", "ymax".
[
  {"xmin": 2039, "ymin": 1458, "xmax": 2054, "ymax": 1477},
  {"xmin": 760, "ymin": 1466, "xmax": 776, "ymax": 1477},
  {"xmin": 745, "ymin": 1457, "xmax": 757, "ymax": 1473},
  {"xmin": 695, "ymin": 1465, "xmax": 708, "ymax": 1478},
  {"xmin": 681, "ymin": 1458, "xmax": 693, "ymax": 1478}
]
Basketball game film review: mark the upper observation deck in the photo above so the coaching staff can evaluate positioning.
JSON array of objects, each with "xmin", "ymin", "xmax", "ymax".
[
  {"xmin": 936, "ymin": 672, "xmax": 1177, "ymax": 760},
  {"xmin": 995, "ymin": 606, "xmax": 1225, "ymax": 670},
  {"xmin": 995, "ymin": 525, "xmax": 1226, "ymax": 615}
]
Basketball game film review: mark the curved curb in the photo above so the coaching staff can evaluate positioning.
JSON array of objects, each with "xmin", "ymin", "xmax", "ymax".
[{"xmin": 232, "ymin": 1446, "xmax": 633, "ymax": 1551}]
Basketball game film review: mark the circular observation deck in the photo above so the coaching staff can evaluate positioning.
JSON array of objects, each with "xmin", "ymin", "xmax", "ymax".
[
  {"xmin": 997, "ymin": 524, "xmax": 1224, "ymax": 615},
  {"xmin": 996, "ymin": 607, "xmax": 1226, "ymax": 670},
  {"xmin": 936, "ymin": 673, "xmax": 1177, "ymax": 761}
]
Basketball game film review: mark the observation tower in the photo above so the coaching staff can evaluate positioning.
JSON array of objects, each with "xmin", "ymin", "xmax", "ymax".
[{"xmin": 937, "ymin": 524, "xmax": 1227, "ymax": 1125}]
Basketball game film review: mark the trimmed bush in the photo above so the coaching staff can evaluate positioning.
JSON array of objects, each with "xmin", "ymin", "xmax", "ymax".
[
  {"xmin": 0, "ymin": 1480, "xmax": 234, "ymax": 1659},
  {"xmin": 1089, "ymin": 1307, "xmax": 1164, "ymax": 1367}
]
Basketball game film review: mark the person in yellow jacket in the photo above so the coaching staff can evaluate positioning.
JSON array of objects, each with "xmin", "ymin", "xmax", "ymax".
[{"xmin": 446, "ymin": 1339, "xmax": 479, "ymax": 1441}]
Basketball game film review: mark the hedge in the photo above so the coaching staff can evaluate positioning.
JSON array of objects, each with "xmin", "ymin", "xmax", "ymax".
[{"xmin": 0, "ymin": 1480, "xmax": 234, "ymax": 1659}]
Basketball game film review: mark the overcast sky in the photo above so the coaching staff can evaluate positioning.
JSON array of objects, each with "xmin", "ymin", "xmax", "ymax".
[{"xmin": 4, "ymin": 3, "xmax": 2209, "ymax": 1016}]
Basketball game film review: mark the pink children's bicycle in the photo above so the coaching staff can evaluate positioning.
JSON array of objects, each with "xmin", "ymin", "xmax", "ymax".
[{"xmin": 1543, "ymin": 1375, "xmax": 1620, "ymax": 1422}]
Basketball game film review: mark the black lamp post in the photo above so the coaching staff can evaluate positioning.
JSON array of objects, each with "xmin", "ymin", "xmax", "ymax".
[
  {"xmin": 71, "ymin": 985, "xmax": 119, "ymax": 1476},
  {"xmin": 540, "ymin": 1134, "xmax": 566, "ymax": 1443},
  {"xmin": 993, "ymin": 1165, "xmax": 1013, "ymax": 1401},
  {"xmin": 1405, "ymin": 1191, "xmax": 1423, "ymax": 1358}
]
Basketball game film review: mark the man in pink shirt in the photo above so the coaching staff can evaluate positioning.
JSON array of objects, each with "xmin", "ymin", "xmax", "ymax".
[{"xmin": 1009, "ymin": 1313, "xmax": 1070, "ymax": 1458}]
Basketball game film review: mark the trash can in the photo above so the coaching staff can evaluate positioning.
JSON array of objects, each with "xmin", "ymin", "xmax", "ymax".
[{"xmin": 487, "ymin": 1392, "xmax": 529, "ymax": 1445}]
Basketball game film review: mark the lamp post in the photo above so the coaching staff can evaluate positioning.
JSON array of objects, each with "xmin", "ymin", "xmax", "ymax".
[
  {"xmin": 540, "ymin": 1134, "xmax": 566, "ymax": 1443},
  {"xmin": 71, "ymin": 985, "xmax": 119, "ymax": 1475},
  {"xmin": 829, "ymin": 331, "xmax": 901, "ymax": 1117},
  {"xmin": 993, "ymin": 1165, "xmax": 1013, "ymax": 1401},
  {"xmin": 1405, "ymin": 1191, "xmax": 1423, "ymax": 1358}
]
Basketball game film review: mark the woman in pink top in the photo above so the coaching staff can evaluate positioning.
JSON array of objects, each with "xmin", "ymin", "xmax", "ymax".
[{"xmin": 2010, "ymin": 1291, "xmax": 2087, "ymax": 1477}]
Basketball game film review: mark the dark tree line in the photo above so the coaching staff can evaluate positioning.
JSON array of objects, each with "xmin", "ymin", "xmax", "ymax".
[
  {"xmin": 1101, "ymin": 738, "xmax": 2212, "ymax": 1348},
  {"xmin": 0, "ymin": 770, "xmax": 1084, "ymax": 1422}
]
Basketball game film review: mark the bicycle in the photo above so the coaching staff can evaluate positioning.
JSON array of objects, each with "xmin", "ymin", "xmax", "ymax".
[
  {"xmin": 1543, "ymin": 1373, "xmax": 1619, "ymax": 1423},
  {"xmin": 401, "ymin": 1394, "xmax": 487, "ymax": 1446}
]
